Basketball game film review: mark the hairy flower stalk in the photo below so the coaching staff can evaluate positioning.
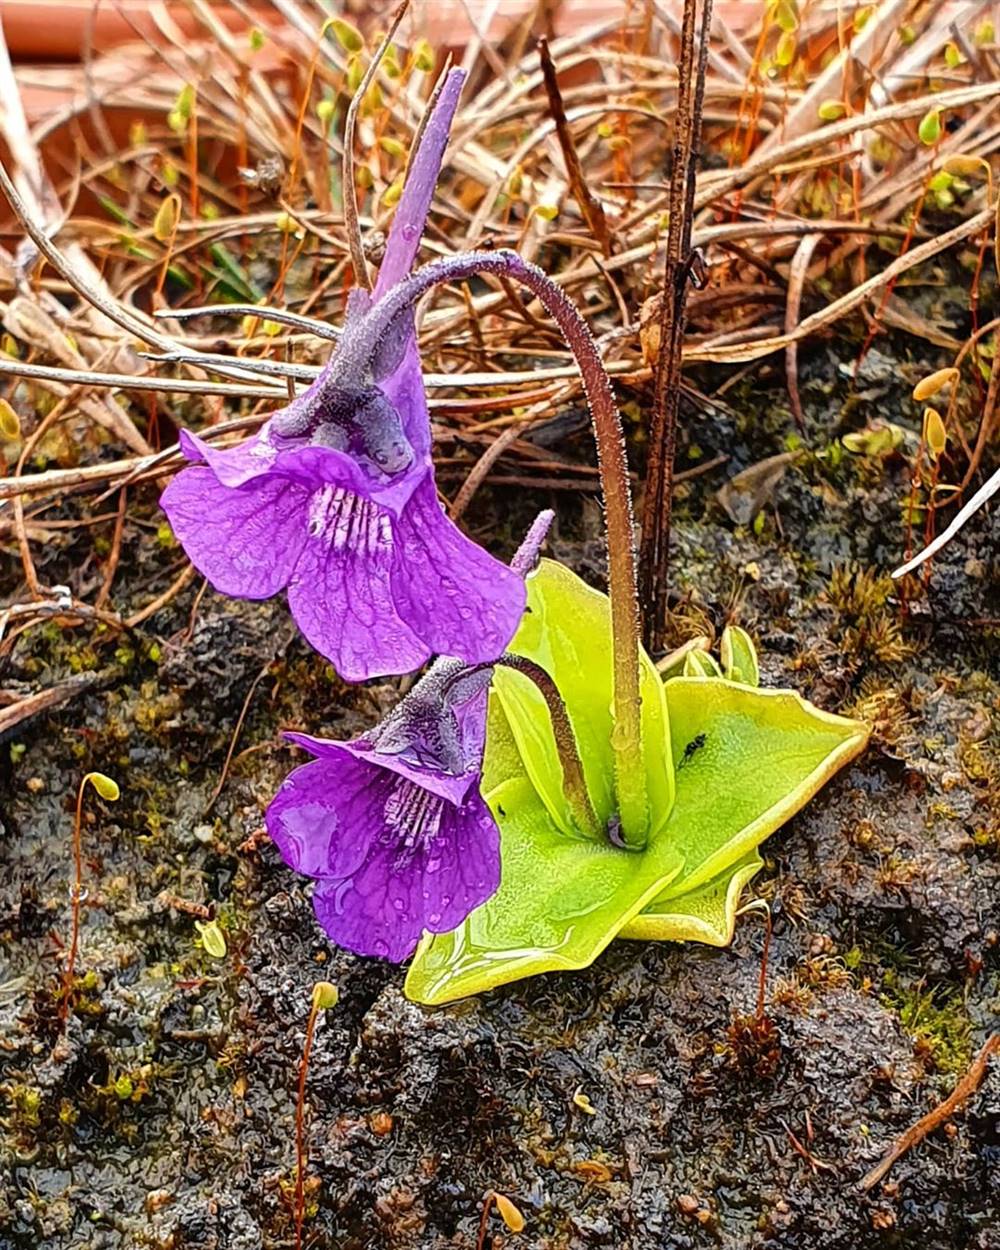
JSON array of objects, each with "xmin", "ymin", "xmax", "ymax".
[
  {"xmin": 336, "ymin": 248, "xmax": 649, "ymax": 846},
  {"xmin": 447, "ymin": 651, "xmax": 601, "ymax": 840}
]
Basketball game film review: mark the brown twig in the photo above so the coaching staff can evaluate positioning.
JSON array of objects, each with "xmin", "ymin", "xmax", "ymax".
[
  {"xmin": 94, "ymin": 488, "xmax": 127, "ymax": 611},
  {"xmin": 859, "ymin": 1034, "xmax": 1000, "ymax": 1192},
  {"xmin": 125, "ymin": 563, "xmax": 197, "ymax": 629},
  {"xmin": 537, "ymin": 37, "xmax": 611, "ymax": 256},
  {"xmin": 294, "ymin": 994, "xmax": 322, "ymax": 1250},
  {"xmin": 294, "ymin": 982, "xmax": 338, "ymax": 1250},
  {"xmin": 342, "ymin": 1, "xmax": 410, "ymax": 290},
  {"xmin": 639, "ymin": 0, "xmax": 714, "ymax": 652},
  {"xmin": 783, "ymin": 234, "xmax": 820, "ymax": 433},
  {"xmin": 202, "ymin": 649, "xmax": 279, "ymax": 815}
]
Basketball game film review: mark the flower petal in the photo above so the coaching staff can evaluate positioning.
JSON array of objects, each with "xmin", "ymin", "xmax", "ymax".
[
  {"xmin": 160, "ymin": 465, "xmax": 308, "ymax": 599},
  {"xmin": 265, "ymin": 752, "xmax": 379, "ymax": 881},
  {"xmin": 379, "ymin": 341, "xmax": 432, "ymax": 463},
  {"xmin": 284, "ymin": 730, "xmax": 477, "ymax": 807},
  {"xmin": 179, "ymin": 427, "xmax": 277, "ymax": 487},
  {"xmin": 368, "ymin": 68, "xmax": 465, "ymax": 460},
  {"xmin": 312, "ymin": 784, "xmax": 500, "ymax": 962},
  {"xmin": 286, "ymin": 503, "xmax": 430, "ymax": 681},
  {"xmin": 391, "ymin": 475, "xmax": 526, "ymax": 664}
]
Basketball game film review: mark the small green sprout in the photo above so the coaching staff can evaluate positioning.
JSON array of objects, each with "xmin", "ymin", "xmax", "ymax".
[{"xmin": 194, "ymin": 919, "xmax": 227, "ymax": 959}]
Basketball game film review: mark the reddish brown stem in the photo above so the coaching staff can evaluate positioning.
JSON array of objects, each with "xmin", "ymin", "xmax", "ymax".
[
  {"xmin": 294, "ymin": 997, "xmax": 322, "ymax": 1250},
  {"xmin": 58, "ymin": 777, "xmax": 89, "ymax": 1024},
  {"xmin": 638, "ymin": 0, "xmax": 713, "ymax": 653},
  {"xmin": 537, "ymin": 37, "xmax": 611, "ymax": 256},
  {"xmin": 860, "ymin": 1033, "xmax": 1000, "ymax": 1192},
  {"xmin": 755, "ymin": 904, "xmax": 772, "ymax": 1023}
]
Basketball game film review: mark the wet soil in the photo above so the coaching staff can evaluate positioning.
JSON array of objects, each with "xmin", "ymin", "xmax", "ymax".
[{"xmin": 1, "ymin": 307, "xmax": 999, "ymax": 1249}]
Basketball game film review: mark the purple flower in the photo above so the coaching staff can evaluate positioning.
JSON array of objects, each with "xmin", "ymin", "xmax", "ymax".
[
  {"xmin": 264, "ymin": 511, "xmax": 554, "ymax": 961},
  {"xmin": 160, "ymin": 68, "xmax": 525, "ymax": 681},
  {"xmin": 266, "ymin": 661, "xmax": 497, "ymax": 961}
]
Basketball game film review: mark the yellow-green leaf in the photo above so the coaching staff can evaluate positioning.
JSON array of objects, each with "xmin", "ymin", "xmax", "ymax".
[
  {"xmin": 720, "ymin": 625, "xmax": 760, "ymax": 687},
  {"xmin": 620, "ymin": 850, "xmax": 763, "ymax": 944},
  {"xmin": 330, "ymin": 18, "xmax": 364, "ymax": 54},
  {"xmin": 918, "ymin": 108, "xmax": 942, "ymax": 146}
]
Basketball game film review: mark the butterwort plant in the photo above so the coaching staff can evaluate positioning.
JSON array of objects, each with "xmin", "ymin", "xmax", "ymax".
[{"xmin": 162, "ymin": 56, "xmax": 870, "ymax": 1001}]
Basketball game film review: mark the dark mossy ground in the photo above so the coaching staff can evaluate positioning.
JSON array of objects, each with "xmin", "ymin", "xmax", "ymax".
[{"xmin": 1, "ymin": 306, "xmax": 999, "ymax": 1250}]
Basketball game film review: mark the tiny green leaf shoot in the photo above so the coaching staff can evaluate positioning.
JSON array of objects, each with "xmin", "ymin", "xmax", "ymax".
[
  {"xmin": 0, "ymin": 398, "xmax": 21, "ymax": 440},
  {"xmin": 918, "ymin": 108, "xmax": 942, "ymax": 146},
  {"xmin": 382, "ymin": 177, "xmax": 404, "ymax": 207},
  {"xmin": 195, "ymin": 919, "xmax": 227, "ymax": 958},
  {"xmin": 683, "ymin": 648, "xmax": 723, "ymax": 678},
  {"xmin": 720, "ymin": 626, "xmax": 760, "ymax": 687},
  {"xmin": 818, "ymin": 99, "xmax": 847, "ymax": 121},
  {"xmin": 412, "ymin": 37, "xmax": 436, "ymax": 72},
  {"xmin": 657, "ymin": 636, "xmax": 712, "ymax": 679},
  {"xmin": 775, "ymin": 29, "xmax": 796, "ymax": 66},
  {"xmin": 330, "ymin": 18, "xmax": 364, "ymax": 54},
  {"xmin": 153, "ymin": 195, "xmax": 180, "ymax": 243}
]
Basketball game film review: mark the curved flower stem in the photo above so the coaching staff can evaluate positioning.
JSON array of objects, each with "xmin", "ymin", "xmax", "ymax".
[
  {"xmin": 446, "ymin": 651, "xmax": 601, "ymax": 840},
  {"xmin": 495, "ymin": 654, "xmax": 602, "ymax": 840},
  {"xmin": 384, "ymin": 254, "xmax": 647, "ymax": 843}
]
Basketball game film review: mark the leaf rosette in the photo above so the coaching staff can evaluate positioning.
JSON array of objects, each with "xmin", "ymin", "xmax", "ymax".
[{"xmin": 406, "ymin": 560, "xmax": 868, "ymax": 1004}]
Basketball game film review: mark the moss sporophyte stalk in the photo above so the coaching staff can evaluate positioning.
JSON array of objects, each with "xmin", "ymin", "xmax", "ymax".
[{"xmin": 161, "ymin": 63, "xmax": 869, "ymax": 1004}]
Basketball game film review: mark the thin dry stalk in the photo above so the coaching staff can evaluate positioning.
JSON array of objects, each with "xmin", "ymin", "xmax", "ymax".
[
  {"xmin": 537, "ymin": 37, "xmax": 612, "ymax": 256},
  {"xmin": 342, "ymin": 1, "xmax": 411, "ymax": 290},
  {"xmin": 860, "ymin": 1034, "xmax": 1000, "ymax": 1191},
  {"xmin": 639, "ymin": 0, "xmax": 713, "ymax": 652}
]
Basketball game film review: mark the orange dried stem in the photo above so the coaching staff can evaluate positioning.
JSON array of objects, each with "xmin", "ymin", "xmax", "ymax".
[
  {"xmin": 59, "ymin": 775, "xmax": 90, "ymax": 1024},
  {"xmin": 294, "ymin": 996, "xmax": 322, "ymax": 1250}
]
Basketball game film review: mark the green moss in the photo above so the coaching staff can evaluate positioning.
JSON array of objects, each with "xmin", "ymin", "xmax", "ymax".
[{"xmin": 880, "ymin": 972, "xmax": 973, "ymax": 1075}]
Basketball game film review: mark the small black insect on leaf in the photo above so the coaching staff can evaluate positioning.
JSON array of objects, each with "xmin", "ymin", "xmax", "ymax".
[{"xmin": 679, "ymin": 733, "xmax": 707, "ymax": 768}]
